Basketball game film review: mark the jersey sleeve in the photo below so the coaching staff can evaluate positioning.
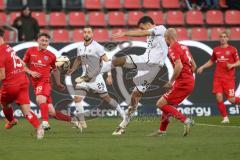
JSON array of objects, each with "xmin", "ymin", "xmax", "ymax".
[
  {"xmin": 172, "ymin": 47, "xmax": 181, "ymax": 62},
  {"xmin": 23, "ymin": 48, "xmax": 30, "ymax": 63},
  {"xmin": 50, "ymin": 54, "xmax": 57, "ymax": 70},
  {"xmin": 97, "ymin": 44, "xmax": 105, "ymax": 57},
  {"xmin": 77, "ymin": 46, "xmax": 82, "ymax": 57},
  {"xmin": 0, "ymin": 53, "xmax": 6, "ymax": 68},
  {"xmin": 232, "ymin": 47, "xmax": 239, "ymax": 62},
  {"xmin": 210, "ymin": 49, "xmax": 217, "ymax": 62},
  {"xmin": 148, "ymin": 25, "xmax": 166, "ymax": 36}
]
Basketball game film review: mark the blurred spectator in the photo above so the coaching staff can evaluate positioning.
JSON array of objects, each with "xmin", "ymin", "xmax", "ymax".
[
  {"xmin": 13, "ymin": 5, "xmax": 39, "ymax": 41},
  {"xmin": 205, "ymin": 0, "xmax": 219, "ymax": 9},
  {"xmin": 226, "ymin": 0, "xmax": 240, "ymax": 9},
  {"xmin": 184, "ymin": 0, "xmax": 205, "ymax": 10}
]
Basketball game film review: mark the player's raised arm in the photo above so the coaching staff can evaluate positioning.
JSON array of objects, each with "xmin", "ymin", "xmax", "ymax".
[
  {"xmin": 197, "ymin": 59, "xmax": 214, "ymax": 74},
  {"xmin": 67, "ymin": 56, "xmax": 81, "ymax": 75}
]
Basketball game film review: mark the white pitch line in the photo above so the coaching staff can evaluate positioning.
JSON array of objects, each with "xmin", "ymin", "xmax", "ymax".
[{"xmin": 195, "ymin": 123, "xmax": 240, "ymax": 129}]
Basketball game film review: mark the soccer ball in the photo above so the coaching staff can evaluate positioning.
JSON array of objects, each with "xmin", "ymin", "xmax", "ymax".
[{"xmin": 56, "ymin": 56, "xmax": 70, "ymax": 72}]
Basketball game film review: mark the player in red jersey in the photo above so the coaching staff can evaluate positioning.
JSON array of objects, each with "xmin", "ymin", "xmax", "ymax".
[
  {"xmin": 23, "ymin": 33, "xmax": 78, "ymax": 130},
  {"xmin": 0, "ymin": 28, "xmax": 44, "ymax": 139},
  {"xmin": 197, "ymin": 31, "xmax": 240, "ymax": 123},
  {"xmin": 152, "ymin": 28, "xmax": 196, "ymax": 136}
]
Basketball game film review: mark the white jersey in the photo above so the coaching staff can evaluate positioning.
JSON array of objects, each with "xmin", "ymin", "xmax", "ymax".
[
  {"xmin": 142, "ymin": 25, "xmax": 168, "ymax": 66},
  {"xmin": 77, "ymin": 40, "xmax": 105, "ymax": 78}
]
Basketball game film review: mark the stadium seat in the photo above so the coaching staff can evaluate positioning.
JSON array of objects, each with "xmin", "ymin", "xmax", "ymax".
[
  {"xmin": 32, "ymin": 12, "xmax": 46, "ymax": 27},
  {"xmin": 52, "ymin": 29, "xmax": 70, "ymax": 42},
  {"xmin": 104, "ymin": 0, "xmax": 122, "ymax": 10},
  {"xmin": 6, "ymin": 0, "xmax": 23, "ymax": 11},
  {"xmin": 166, "ymin": 11, "xmax": 184, "ymax": 25},
  {"xmin": 72, "ymin": 29, "xmax": 84, "ymax": 42},
  {"xmin": 0, "ymin": 12, "xmax": 7, "ymax": 25},
  {"xmin": 93, "ymin": 29, "xmax": 110, "ymax": 42},
  {"xmin": 191, "ymin": 28, "xmax": 208, "ymax": 40},
  {"xmin": 9, "ymin": 12, "xmax": 21, "ymax": 25},
  {"xmin": 46, "ymin": 0, "xmax": 62, "ymax": 11},
  {"xmin": 206, "ymin": 10, "xmax": 224, "ymax": 25},
  {"xmin": 225, "ymin": 10, "xmax": 240, "ymax": 25},
  {"xmin": 210, "ymin": 27, "xmax": 225, "ymax": 40},
  {"xmin": 0, "ymin": 0, "xmax": 5, "ymax": 10},
  {"xmin": 143, "ymin": 0, "xmax": 161, "ymax": 9},
  {"xmin": 127, "ymin": 11, "xmax": 144, "ymax": 26},
  {"xmin": 65, "ymin": 0, "xmax": 82, "ymax": 10},
  {"xmin": 146, "ymin": 11, "xmax": 164, "ymax": 25},
  {"xmin": 123, "ymin": 0, "xmax": 141, "ymax": 9},
  {"xmin": 26, "ymin": 0, "xmax": 43, "ymax": 10},
  {"xmin": 49, "ymin": 12, "xmax": 67, "ymax": 27},
  {"xmin": 230, "ymin": 27, "xmax": 240, "ymax": 40},
  {"xmin": 88, "ymin": 12, "xmax": 106, "ymax": 27},
  {"xmin": 108, "ymin": 11, "xmax": 126, "ymax": 26},
  {"xmin": 162, "ymin": 0, "xmax": 180, "ymax": 8},
  {"xmin": 111, "ymin": 28, "xmax": 129, "ymax": 41},
  {"xmin": 4, "ymin": 29, "xmax": 11, "ymax": 42},
  {"xmin": 84, "ymin": 0, "xmax": 102, "ymax": 10},
  {"xmin": 68, "ymin": 12, "xmax": 86, "ymax": 27},
  {"xmin": 176, "ymin": 28, "xmax": 188, "ymax": 40},
  {"xmin": 186, "ymin": 10, "xmax": 204, "ymax": 25}
]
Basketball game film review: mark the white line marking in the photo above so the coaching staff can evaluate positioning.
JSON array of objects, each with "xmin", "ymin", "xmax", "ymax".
[{"xmin": 195, "ymin": 123, "xmax": 240, "ymax": 129}]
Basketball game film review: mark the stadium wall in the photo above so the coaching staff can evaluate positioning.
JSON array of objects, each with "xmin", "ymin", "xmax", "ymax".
[{"xmin": 0, "ymin": 40, "xmax": 239, "ymax": 118}]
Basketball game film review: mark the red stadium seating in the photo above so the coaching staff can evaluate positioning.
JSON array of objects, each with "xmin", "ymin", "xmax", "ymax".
[
  {"xmin": 127, "ymin": 11, "xmax": 144, "ymax": 26},
  {"xmin": 186, "ymin": 10, "xmax": 204, "ymax": 25},
  {"xmin": 230, "ymin": 27, "xmax": 240, "ymax": 40},
  {"xmin": 84, "ymin": 0, "xmax": 102, "ymax": 10},
  {"xmin": 162, "ymin": 0, "xmax": 180, "ymax": 8},
  {"xmin": 176, "ymin": 28, "xmax": 188, "ymax": 40},
  {"xmin": 166, "ymin": 11, "xmax": 184, "ymax": 25},
  {"xmin": 123, "ymin": 0, "xmax": 141, "ymax": 9},
  {"xmin": 206, "ymin": 10, "xmax": 224, "ymax": 25},
  {"xmin": 68, "ymin": 12, "xmax": 86, "ymax": 26},
  {"xmin": 108, "ymin": 11, "xmax": 126, "ymax": 26},
  {"xmin": 146, "ymin": 11, "xmax": 164, "ymax": 25},
  {"xmin": 0, "ymin": 12, "xmax": 7, "ymax": 25},
  {"xmin": 0, "ymin": 0, "xmax": 5, "ymax": 10},
  {"xmin": 9, "ymin": 12, "xmax": 21, "ymax": 25},
  {"xmin": 93, "ymin": 29, "xmax": 109, "ymax": 42},
  {"xmin": 191, "ymin": 28, "xmax": 208, "ymax": 40},
  {"xmin": 219, "ymin": 0, "xmax": 227, "ymax": 8},
  {"xmin": 210, "ymin": 27, "xmax": 225, "ymax": 40},
  {"xmin": 111, "ymin": 28, "xmax": 129, "ymax": 41},
  {"xmin": 4, "ymin": 30, "xmax": 11, "ymax": 42},
  {"xmin": 104, "ymin": 0, "xmax": 122, "ymax": 9},
  {"xmin": 49, "ymin": 12, "xmax": 67, "ymax": 26},
  {"xmin": 143, "ymin": 0, "xmax": 161, "ymax": 9},
  {"xmin": 72, "ymin": 29, "xmax": 84, "ymax": 42},
  {"xmin": 88, "ymin": 12, "xmax": 106, "ymax": 27},
  {"xmin": 32, "ymin": 12, "xmax": 46, "ymax": 27},
  {"xmin": 225, "ymin": 10, "xmax": 240, "ymax": 25},
  {"xmin": 52, "ymin": 29, "xmax": 70, "ymax": 42}
]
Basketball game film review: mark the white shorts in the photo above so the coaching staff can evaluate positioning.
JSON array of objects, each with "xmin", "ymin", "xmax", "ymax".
[
  {"xmin": 75, "ymin": 74, "xmax": 108, "ymax": 95},
  {"xmin": 125, "ymin": 55, "xmax": 161, "ymax": 93}
]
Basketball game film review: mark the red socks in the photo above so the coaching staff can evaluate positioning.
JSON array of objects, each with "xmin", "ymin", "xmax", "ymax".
[
  {"xmin": 217, "ymin": 102, "xmax": 228, "ymax": 117},
  {"xmin": 161, "ymin": 105, "xmax": 187, "ymax": 123},
  {"xmin": 25, "ymin": 111, "xmax": 40, "ymax": 128},
  {"xmin": 40, "ymin": 103, "xmax": 49, "ymax": 121},
  {"xmin": 3, "ymin": 106, "xmax": 14, "ymax": 122},
  {"xmin": 54, "ymin": 110, "xmax": 71, "ymax": 122},
  {"xmin": 159, "ymin": 111, "xmax": 170, "ymax": 132}
]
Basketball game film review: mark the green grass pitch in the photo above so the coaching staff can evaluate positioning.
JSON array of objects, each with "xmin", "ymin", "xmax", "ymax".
[{"xmin": 0, "ymin": 116, "xmax": 240, "ymax": 160}]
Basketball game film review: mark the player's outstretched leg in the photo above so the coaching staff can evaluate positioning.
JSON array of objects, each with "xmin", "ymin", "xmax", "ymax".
[
  {"xmin": 36, "ymin": 95, "xmax": 50, "ymax": 130},
  {"xmin": 2, "ymin": 104, "xmax": 18, "ymax": 129},
  {"xmin": 216, "ymin": 93, "xmax": 229, "ymax": 123}
]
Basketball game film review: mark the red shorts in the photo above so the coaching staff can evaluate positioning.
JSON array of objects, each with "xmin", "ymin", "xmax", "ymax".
[
  {"xmin": 163, "ymin": 80, "xmax": 195, "ymax": 106},
  {"xmin": 213, "ymin": 78, "xmax": 235, "ymax": 98},
  {"xmin": 0, "ymin": 84, "xmax": 30, "ymax": 105},
  {"xmin": 32, "ymin": 81, "xmax": 53, "ymax": 103}
]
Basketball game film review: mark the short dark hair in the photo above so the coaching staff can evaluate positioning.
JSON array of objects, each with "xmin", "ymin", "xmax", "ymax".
[
  {"xmin": 137, "ymin": 16, "xmax": 154, "ymax": 26},
  {"xmin": 37, "ymin": 32, "xmax": 51, "ymax": 39},
  {"xmin": 0, "ymin": 28, "xmax": 5, "ymax": 37}
]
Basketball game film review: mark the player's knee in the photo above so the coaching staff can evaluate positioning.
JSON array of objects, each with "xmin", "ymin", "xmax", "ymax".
[
  {"xmin": 216, "ymin": 95, "xmax": 223, "ymax": 103},
  {"xmin": 228, "ymin": 97, "xmax": 235, "ymax": 104},
  {"xmin": 132, "ymin": 90, "xmax": 142, "ymax": 98},
  {"xmin": 112, "ymin": 56, "xmax": 125, "ymax": 66},
  {"xmin": 74, "ymin": 96, "xmax": 82, "ymax": 103},
  {"xmin": 102, "ymin": 95, "xmax": 111, "ymax": 103}
]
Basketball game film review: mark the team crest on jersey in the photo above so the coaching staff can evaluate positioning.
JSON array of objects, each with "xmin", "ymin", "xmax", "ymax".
[
  {"xmin": 38, "ymin": 60, "xmax": 42, "ymax": 64},
  {"xmin": 44, "ymin": 56, "xmax": 49, "ymax": 61}
]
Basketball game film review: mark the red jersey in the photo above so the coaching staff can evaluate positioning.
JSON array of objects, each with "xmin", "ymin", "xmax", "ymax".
[
  {"xmin": 0, "ymin": 44, "xmax": 29, "ymax": 86},
  {"xmin": 211, "ymin": 45, "xmax": 239, "ymax": 80},
  {"xmin": 168, "ymin": 42, "xmax": 194, "ymax": 82},
  {"xmin": 23, "ymin": 47, "xmax": 57, "ymax": 83}
]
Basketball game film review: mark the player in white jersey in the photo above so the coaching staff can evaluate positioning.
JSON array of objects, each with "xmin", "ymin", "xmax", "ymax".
[
  {"xmin": 67, "ymin": 26, "xmax": 126, "ymax": 131},
  {"xmin": 111, "ymin": 16, "xmax": 168, "ymax": 135}
]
